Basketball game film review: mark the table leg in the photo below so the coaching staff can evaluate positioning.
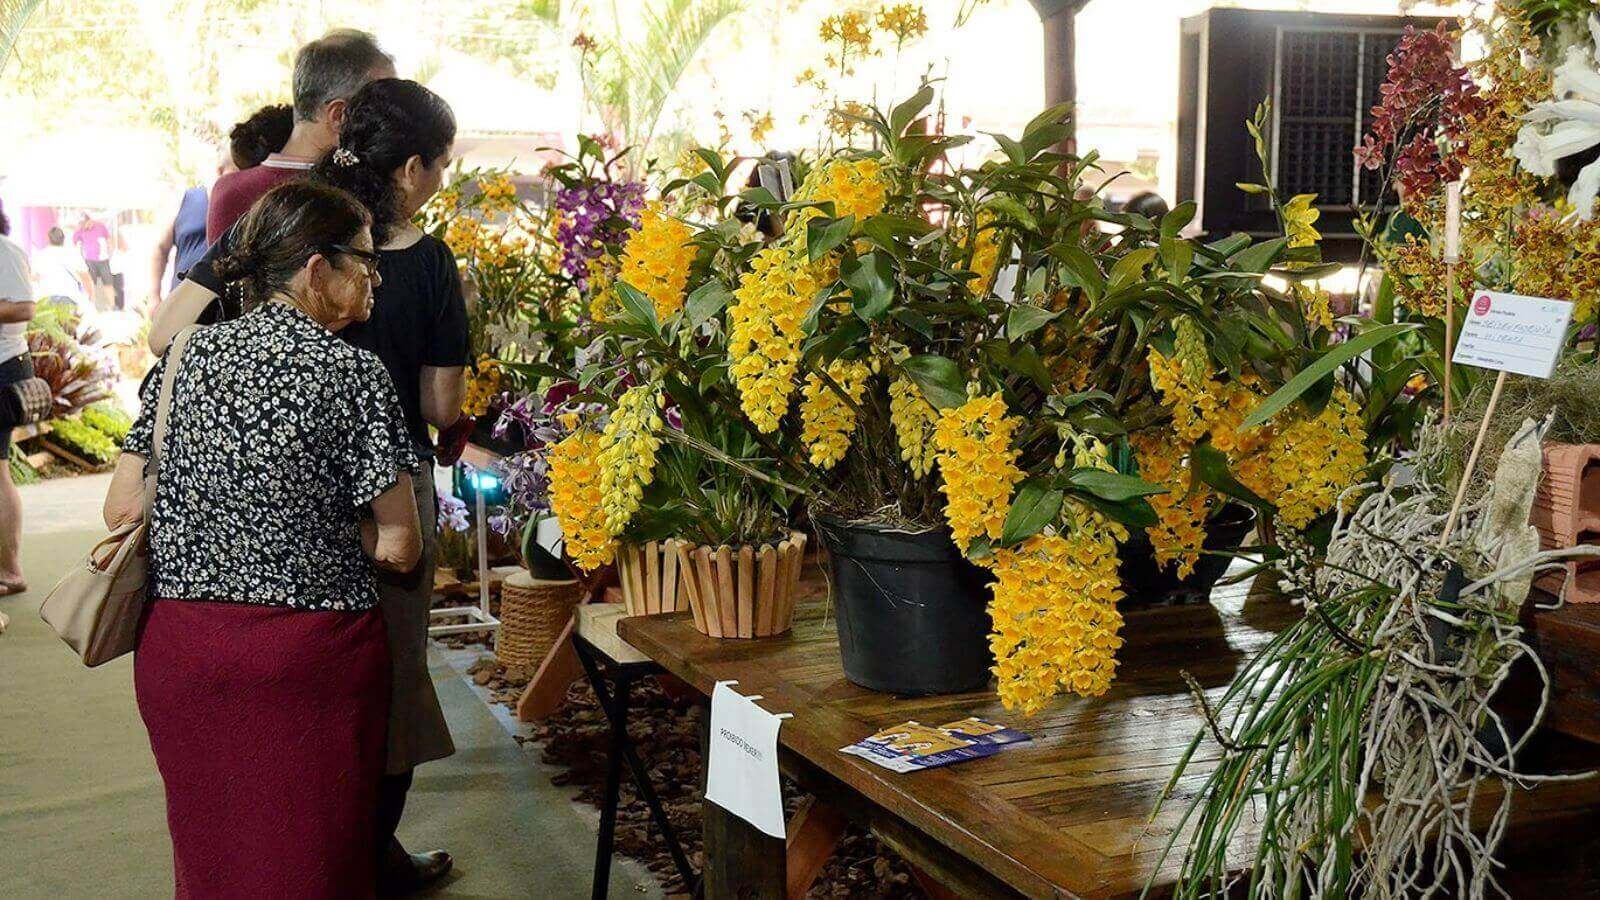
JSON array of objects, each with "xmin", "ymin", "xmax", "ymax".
[
  {"xmin": 574, "ymin": 640, "xmax": 699, "ymax": 894},
  {"xmin": 701, "ymin": 704, "xmax": 785, "ymax": 899},
  {"xmin": 592, "ymin": 671, "xmax": 626, "ymax": 900}
]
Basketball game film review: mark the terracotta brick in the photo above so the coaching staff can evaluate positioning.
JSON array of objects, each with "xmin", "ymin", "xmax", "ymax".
[{"xmin": 1530, "ymin": 443, "xmax": 1600, "ymax": 603}]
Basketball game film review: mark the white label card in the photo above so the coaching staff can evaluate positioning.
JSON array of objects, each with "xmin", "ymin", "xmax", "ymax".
[
  {"xmin": 704, "ymin": 681, "xmax": 789, "ymax": 838},
  {"xmin": 1453, "ymin": 290, "xmax": 1573, "ymax": 379}
]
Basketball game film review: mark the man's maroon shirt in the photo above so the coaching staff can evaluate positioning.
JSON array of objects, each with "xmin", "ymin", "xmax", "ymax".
[{"xmin": 205, "ymin": 155, "xmax": 315, "ymax": 243}]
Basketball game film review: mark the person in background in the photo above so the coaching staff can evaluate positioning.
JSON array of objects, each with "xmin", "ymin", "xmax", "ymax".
[
  {"xmin": 228, "ymin": 103, "xmax": 296, "ymax": 171},
  {"xmin": 204, "ymin": 29, "xmax": 394, "ymax": 244},
  {"xmin": 33, "ymin": 226, "xmax": 92, "ymax": 314},
  {"xmin": 73, "ymin": 211, "xmax": 120, "ymax": 309},
  {"xmin": 155, "ymin": 79, "xmax": 466, "ymax": 894},
  {"xmin": 147, "ymin": 185, "xmax": 214, "ymax": 313},
  {"xmin": 103, "ymin": 180, "xmax": 420, "ymax": 899},
  {"xmin": 0, "ymin": 202, "xmax": 38, "ymax": 596}
]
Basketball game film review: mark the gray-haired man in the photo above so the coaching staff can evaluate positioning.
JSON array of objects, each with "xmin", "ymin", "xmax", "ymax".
[{"xmin": 203, "ymin": 29, "xmax": 394, "ymax": 244}]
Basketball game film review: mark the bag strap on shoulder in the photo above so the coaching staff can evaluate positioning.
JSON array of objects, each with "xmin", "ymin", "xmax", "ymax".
[{"xmin": 144, "ymin": 326, "xmax": 199, "ymax": 513}]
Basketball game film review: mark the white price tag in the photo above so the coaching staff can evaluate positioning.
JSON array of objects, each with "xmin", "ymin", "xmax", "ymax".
[
  {"xmin": 1452, "ymin": 290, "xmax": 1573, "ymax": 380},
  {"xmin": 704, "ymin": 681, "xmax": 789, "ymax": 838}
]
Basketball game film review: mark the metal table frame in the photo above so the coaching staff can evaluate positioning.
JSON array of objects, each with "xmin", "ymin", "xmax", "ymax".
[{"xmin": 571, "ymin": 630, "xmax": 700, "ymax": 899}]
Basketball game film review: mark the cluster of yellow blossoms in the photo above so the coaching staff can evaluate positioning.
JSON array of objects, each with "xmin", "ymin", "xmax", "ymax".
[
  {"xmin": 477, "ymin": 175, "xmax": 519, "ymax": 212},
  {"xmin": 966, "ymin": 210, "xmax": 1002, "ymax": 297},
  {"xmin": 617, "ymin": 202, "xmax": 696, "ymax": 319},
  {"xmin": 1147, "ymin": 331, "xmax": 1369, "ymax": 543},
  {"xmin": 548, "ymin": 429, "xmax": 613, "ymax": 570},
  {"xmin": 877, "ymin": 3, "xmax": 929, "ymax": 45},
  {"xmin": 548, "ymin": 386, "xmax": 667, "ymax": 572},
  {"xmin": 931, "ymin": 391, "xmax": 1024, "ymax": 550},
  {"xmin": 463, "ymin": 355, "xmax": 502, "ymax": 417},
  {"xmin": 1133, "ymin": 433, "xmax": 1212, "ymax": 578},
  {"xmin": 596, "ymin": 385, "xmax": 665, "ymax": 537},
  {"xmin": 888, "ymin": 375, "xmax": 939, "ymax": 477},
  {"xmin": 1262, "ymin": 389, "xmax": 1366, "ymax": 529},
  {"xmin": 988, "ymin": 526, "xmax": 1126, "ymax": 713},
  {"xmin": 728, "ymin": 243, "xmax": 835, "ymax": 431},
  {"xmin": 794, "ymin": 157, "xmax": 889, "ymax": 228},
  {"xmin": 1282, "ymin": 194, "xmax": 1321, "ymax": 248},
  {"xmin": 799, "ymin": 360, "xmax": 870, "ymax": 469}
]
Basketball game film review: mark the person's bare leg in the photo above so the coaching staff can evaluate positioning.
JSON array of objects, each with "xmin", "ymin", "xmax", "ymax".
[{"xmin": 0, "ymin": 462, "xmax": 25, "ymax": 590}]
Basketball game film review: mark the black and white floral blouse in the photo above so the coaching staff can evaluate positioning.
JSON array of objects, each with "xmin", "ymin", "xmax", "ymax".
[{"xmin": 124, "ymin": 301, "xmax": 421, "ymax": 612}]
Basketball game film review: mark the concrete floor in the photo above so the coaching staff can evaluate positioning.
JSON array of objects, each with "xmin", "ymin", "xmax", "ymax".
[{"xmin": 0, "ymin": 476, "xmax": 660, "ymax": 899}]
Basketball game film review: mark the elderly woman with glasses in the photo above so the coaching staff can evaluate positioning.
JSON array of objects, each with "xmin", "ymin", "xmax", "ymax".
[{"xmin": 104, "ymin": 179, "xmax": 419, "ymax": 900}]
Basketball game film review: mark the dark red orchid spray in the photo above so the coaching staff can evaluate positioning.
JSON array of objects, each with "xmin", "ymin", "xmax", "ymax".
[{"xmin": 1354, "ymin": 23, "xmax": 1485, "ymax": 200}]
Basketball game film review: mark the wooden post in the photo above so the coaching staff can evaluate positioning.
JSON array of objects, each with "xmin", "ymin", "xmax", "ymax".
[
  {"xmin": 701, "ymin": 702, "xmax": 786, "ymax": 899},
  {"xmin": 1037, "ymin": 1, "xmax": 1091, "ymax": 155},
  {"xmin": 1439, "ymin": 369, "xmax": 1508, "ymax": 548},
  {"xmin": 1443, "ymin": 182, "xmax": 1463, "ymax": 428}
]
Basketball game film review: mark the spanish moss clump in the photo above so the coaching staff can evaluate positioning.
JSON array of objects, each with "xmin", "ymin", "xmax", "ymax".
[
  {"xmin": 1151, "ymin": 419, "xmax": 1596, "ymax": 900},
  {"xmin": 1440, "ymin": 358, "xmax": 1600, "ymax": 502}
]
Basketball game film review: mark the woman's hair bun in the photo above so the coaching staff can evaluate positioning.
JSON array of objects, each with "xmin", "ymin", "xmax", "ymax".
[{"xmin": 210, "ymin": 250, "xmax": 255, "ymax": 285}]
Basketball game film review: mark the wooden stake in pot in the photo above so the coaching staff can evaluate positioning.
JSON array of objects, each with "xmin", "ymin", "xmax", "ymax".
[{"xmin": 1443, "ymin": 181, "xmax": 1463, "ymax": 429}]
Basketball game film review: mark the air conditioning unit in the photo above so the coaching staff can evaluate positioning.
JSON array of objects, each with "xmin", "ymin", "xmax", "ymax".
[{"xmin": 1177, "ymin": 8, "xmax": 1448, "ymax": 262}]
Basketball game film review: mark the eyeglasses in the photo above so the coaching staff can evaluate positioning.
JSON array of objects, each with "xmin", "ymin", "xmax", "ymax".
[{"xmin": 323, "ymin": 244, "xmax": 382, "ymax": 283}]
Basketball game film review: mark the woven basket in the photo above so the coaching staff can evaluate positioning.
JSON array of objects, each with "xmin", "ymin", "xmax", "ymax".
[
  {"xmin": 672, "ymin": 532, "xmax": 806, "ymax": 639},
  {"xmin": 496, "ymin": 570, "xmax": 583, "ymax": 669},
  {"xmin": 616, "ymin": 540, "xmax": 692, "ymax": 617}
]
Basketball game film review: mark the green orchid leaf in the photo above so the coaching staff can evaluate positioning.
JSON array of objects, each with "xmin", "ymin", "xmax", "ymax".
[
  {"xmin": 1064, "ymin": 468, "xmax": 1165, "ymax": 501},
  {"xmin": 1242, "ymin": 322, "xmax": 1418, "ymax": 428},
  {"xmin": 1000, "ymin": 480, "xmax": 1064, "ymax": 547},
  {"xmin": 842, "ymin": 251, "xmax": 894, "ymax": 322},
  {"xmin": 901, "ymin": 354, "xmax": 966, "ymax": 409},
  {"xmin": 806, "ymin": 215, "xmax": 856, "ymax": 262}
]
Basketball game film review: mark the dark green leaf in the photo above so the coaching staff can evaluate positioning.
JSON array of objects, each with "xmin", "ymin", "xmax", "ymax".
[
  {"xmin": 1047, "ymin": 244, "xmax": 1104, "ymax": 302},
  {"xmin": 1229, "ymin": 238, "xmax": 1287, "ymax": 274},
  {"xmin": 1007, "ymin": 304, "xmax": 1062, "ymax": 341},
  {"xmin": 842, "ymin": 252, "xmax": 894, "ymax": 322},
  {"xmin": 1078, "ymin": 494, "xmax": 1158, "ymax": 529},
  {"xmin": 614, "ymin": 281, "xmax": 659, "ymax": 334},
  {"xmin": 890, "ymin": 84, "xmax": 935, "ymax": 137},
  {"xmin": 1160, "ymin": 201, "xmax": 1197, "ymax": 238},
  {"xmin": 1000, "ymin": 480, "xmax": 1064, "ymax": 546},
  {"xmin": 1190, "ymin": 440, "xmax": 1274, "ymax": 509},
  {"xmin": 685, "ymin": 282, "xmax": 731, "ymax": 327},
  {"xmin": 891, "ymin": 307, "xmax": 936, "ymax": 339},
  {"xmin": 1241, "ymin": 323, "xmax": 1418, "ymax": 428},
  {"xmin": 1064, "ymin": 468, "xmax": 1165, "ymax": 501},
  {"xmin": 901, "ymin": 354, "xmax": 966, "ymax": 409},
  {"xmin": 806, "ymin": 215, "xmax": 856, "ymax": 262}
]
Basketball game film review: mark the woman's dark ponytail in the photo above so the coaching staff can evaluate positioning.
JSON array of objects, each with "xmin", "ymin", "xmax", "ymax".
[{"xmin": 312, "ymin": 78, "xmax": 455, "ymax": 245}]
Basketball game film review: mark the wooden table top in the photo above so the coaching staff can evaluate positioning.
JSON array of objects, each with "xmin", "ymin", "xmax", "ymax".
[
  {"xmin": 621, "ymin": 573, "xmax": 1298, "ymax": 899},
  {"xmin": 622, "ymin": 572, "xmax": 1600, "ymax": 899}
]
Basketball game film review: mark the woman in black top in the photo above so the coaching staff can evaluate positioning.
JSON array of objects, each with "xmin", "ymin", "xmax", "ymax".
[
  {"xmin": 104, "ymin": 181, "xmax": 421, "ymax": 899},
  {"xmin": 145, "ymin": 78, "xmax": 468, "ymax": 892}
]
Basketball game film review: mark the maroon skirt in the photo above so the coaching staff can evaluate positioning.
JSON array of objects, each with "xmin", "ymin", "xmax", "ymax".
[{"xmin": 135, "ymin": 599, "xmax": 390, "ymax": 900}]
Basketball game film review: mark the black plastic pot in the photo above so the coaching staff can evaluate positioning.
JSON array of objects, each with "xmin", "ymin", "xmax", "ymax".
[
  {"xmin": 816, "ymin": 517, "xmax": 994, "ymax": 696},
  {"xmin": 1118, "ymin": 506, "xmax": 1257, "ymax": 606}
]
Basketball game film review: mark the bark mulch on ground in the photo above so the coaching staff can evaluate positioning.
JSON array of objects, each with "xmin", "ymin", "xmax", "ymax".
[{"xmin": 464, "ymin": 658, "xmax": 927, "ymax": 899}]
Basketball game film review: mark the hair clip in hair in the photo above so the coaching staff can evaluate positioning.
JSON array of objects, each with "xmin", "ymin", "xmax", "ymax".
[{"xmin": 332, "ymin": 147, "xmax": 360, "ymax": 167}]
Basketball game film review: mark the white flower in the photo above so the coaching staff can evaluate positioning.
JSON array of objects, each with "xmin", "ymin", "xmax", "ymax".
[{"xmin": 1514, "ymin": 14, "xmax": 1600, "ymax": 218}]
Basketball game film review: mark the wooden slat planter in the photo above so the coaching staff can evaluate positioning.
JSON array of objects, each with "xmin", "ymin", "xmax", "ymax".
[
  {"xmin": 671, "ymin": 532, "xmax": 806, "ymax": 639},
  {"xmin": 617, "ymin": 540, "xmax": 692, "ymax": 617}
]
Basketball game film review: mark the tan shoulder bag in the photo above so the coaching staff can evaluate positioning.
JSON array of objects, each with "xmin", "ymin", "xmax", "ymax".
[{"xmin": 40, "ymin": 326, "xmax": 197, "ymax": 666}]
